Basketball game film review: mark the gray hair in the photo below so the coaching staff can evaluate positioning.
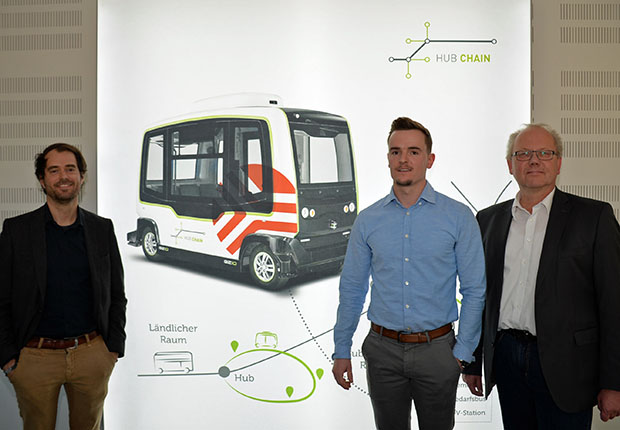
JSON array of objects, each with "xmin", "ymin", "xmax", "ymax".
[{"xmin": 506, "ymin": 123, "xmax": 563, "ymax": 159}]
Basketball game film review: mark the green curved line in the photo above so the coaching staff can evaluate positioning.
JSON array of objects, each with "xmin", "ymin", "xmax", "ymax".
[{"xmin": 224, "ymin": 348, "xmax": 316, "ymax": 403}]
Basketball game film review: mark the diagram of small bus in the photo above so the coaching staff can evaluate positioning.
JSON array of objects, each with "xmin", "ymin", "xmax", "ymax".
[
  {"xmin": 153, "ymin": 351, "xmax": 194, "ymax": 374},
  {"xmin": 127, "ymin": 94, "xmax": 357, "ymax": 289},
  {"xmin": 255, "ymin": 331, "xmax": 278, "ymax": 349}
]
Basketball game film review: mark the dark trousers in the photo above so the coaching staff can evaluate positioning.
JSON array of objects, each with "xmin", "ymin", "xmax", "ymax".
[
  {"xmin": 362, "ymin": 329, "xmax": 461, "ymax": 430},
  {"xmin": 494, "ymin": 330, "xmax": 592, "ymax": 430}
]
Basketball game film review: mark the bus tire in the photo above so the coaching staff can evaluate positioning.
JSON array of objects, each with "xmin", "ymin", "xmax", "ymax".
[
  {"xmin": 142, "ymin": 227, "xmax": 162, "ymax": 261},
  {"xmin": 249, "ymin": 245, "xmax": 287, "ymax": 290}
]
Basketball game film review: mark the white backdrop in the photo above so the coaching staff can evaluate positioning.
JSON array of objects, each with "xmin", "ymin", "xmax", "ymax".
[{"xmin": 98, "ymin": 1, "xmax": 530, "ymax": 428}]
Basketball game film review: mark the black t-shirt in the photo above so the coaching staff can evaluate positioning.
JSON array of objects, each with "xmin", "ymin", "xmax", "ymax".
[{"xmin": 33, "ymin": 206, "xmax": 96, "ymax": 339}]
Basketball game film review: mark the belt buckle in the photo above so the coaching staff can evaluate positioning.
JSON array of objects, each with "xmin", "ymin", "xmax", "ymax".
[{"xmin": 67, "ymin": 338, "xmax": 79, "ymax": 350}]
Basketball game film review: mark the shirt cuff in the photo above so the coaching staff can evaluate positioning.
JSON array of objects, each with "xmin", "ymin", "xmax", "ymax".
[{"xmin": 452, "ymin": 343, "xmax": 474, "ymax": 362}]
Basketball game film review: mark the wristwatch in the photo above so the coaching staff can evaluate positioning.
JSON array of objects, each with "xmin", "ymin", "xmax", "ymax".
[{"xmin": 458, "ymin": 359, "xmax": 471, "ymax": 370}]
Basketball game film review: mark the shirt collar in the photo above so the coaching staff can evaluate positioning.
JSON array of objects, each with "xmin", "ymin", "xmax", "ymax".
[
  {"xmin": 382, "ymin": 181, "xmax": 437, "ymax": 208},
  {"xmin": 512, "ymin": 187, "xmax": 555, "ymax": 217}
]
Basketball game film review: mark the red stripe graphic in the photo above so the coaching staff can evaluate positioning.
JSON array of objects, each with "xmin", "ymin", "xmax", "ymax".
[
  {"xmin": 217, "ymin": 212, "xmax": 246, "ymax": 241},
  {"xmin": 213, "ymin": 212, "xmax": 226, "ymax": 225},
  {"xmin": 247, "ymin": 164, "xmax": 296, "ymax": 194},
  {"xmin": 226, "ymin": 220, "xmax": 298, "ymax": 255},
  {"xmin": 213, "ymin": 166, "xmax": 298, "ymax": 255},
  {"xmin": 272, "ymin": 202, "xmax": 297, "ymax": 213}
]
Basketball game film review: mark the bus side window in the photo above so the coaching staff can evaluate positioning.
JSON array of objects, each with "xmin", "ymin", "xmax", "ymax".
[
  {"xmin": 144, "ymin": 133, "xmax": 165, "ymax": 196},
  {"xmin": 167, "ymin": 122, "xmax": 227, "ymax": 218},
  {"xmin": 231, "ymin": 124, "xmax": 267, "ymax": 200}
]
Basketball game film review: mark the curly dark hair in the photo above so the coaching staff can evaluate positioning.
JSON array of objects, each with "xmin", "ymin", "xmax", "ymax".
[{"xmin": 35, "ymin": 143, "xmax": 87, "ymax": 194}]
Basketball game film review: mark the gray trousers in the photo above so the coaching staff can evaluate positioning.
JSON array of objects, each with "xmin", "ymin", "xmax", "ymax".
[{"xmin": 362, "ymin": 328, "xmax": 461, "ymax": 430}]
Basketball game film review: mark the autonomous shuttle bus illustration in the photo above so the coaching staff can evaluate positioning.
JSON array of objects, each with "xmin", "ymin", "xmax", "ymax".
[{"xmin": 127, "ymin": 94, "xmax": 357, "ymax": 289}]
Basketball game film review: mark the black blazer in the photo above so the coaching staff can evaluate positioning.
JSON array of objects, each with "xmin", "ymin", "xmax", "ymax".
[
  {"xmin": 0, "ymin": 205, "xmax": 127, "ymax": 366},
  {"xmin": 466, "ymin": 189, "xmax": 620, "ymax": 413}
]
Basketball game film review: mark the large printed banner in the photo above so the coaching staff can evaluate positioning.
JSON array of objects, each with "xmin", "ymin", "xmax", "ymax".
[{"xmin": 98, "ymin": 1, "xmax": 529, "ymax": 428}]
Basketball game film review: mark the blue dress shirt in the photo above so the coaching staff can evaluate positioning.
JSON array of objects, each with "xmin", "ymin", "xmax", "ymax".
[{"xmin": 333, "ymin": 183, "xmax": 486, "ymax": 362}]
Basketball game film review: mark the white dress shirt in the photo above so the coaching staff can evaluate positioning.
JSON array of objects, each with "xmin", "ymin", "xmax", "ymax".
[{"xmin": 498, "ymin": 188, "xmax": 555, "ymax": 335}]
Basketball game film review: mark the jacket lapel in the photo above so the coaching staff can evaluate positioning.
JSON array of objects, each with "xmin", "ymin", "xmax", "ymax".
[
  {"xmin": 81, "ymin": 210, "xmax": 101, "ymax": 301},
  {"xmin": 535, "ymin": 189, "xmax": 570, "ymax": 291},
  {"xmin": 488, "ymin": 202, "xmax": 513, "ymax": 304},
  {"xmin": 30, "ymin": 206, "xmax": 48, "ymax": 302},
  {"xmin": 488, "ymin": 201, "xmax": 513, "ymax": 284}
]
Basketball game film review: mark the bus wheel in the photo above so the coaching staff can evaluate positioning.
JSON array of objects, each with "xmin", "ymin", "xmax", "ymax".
[
  {"xmin": 249, "ymin": 245, "xmax": 287, "ymax": 290},
  {"xmin": 142, "ymin": 227, "xmax": 162, "ymax": 261}
]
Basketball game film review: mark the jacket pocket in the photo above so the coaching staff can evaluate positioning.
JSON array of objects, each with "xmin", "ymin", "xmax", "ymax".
[{"xmin": 574, "ymin": 327, "xmax": 598, "ymax": 346}]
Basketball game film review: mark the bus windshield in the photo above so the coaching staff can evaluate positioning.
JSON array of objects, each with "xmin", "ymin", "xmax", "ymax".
[{"xmin": 291, "ymin": 121, "xmax": 353, "ymax": 185}]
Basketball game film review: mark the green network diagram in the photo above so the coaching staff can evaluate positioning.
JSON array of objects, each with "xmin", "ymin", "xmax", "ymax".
[
  {"xmin": 389, "ymin": 21, "xmax": 497, "ymax": 79},
  {"xmin": 138, "ymin": 329, "xmax": 328, "ymax": 403},
  {"xmin": 137, "ymin": 287, "xmax": 350, "ymax": 406}
]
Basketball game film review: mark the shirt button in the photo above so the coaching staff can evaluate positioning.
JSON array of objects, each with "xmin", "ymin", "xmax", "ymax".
[
  {"xmin": 405, "ymin": 257, "xmax": 409, "ymax": 262},
  {"xmin": 407, "ymin": 327, "xmax": 411, "ymax": 331},
  {"xmin": 405, "ymin": 304, "xmax": 410, "ymax": 309},
  {"xmin": 405, "ymin": 281, "xmax": 409, "ymax": 286},
  {"xmin": 405, "ymin": 234, "xmax": 409, "ymax": 238},
  {"xmin": 406, "ymin": 212, "xmax": 410, "ymax": 216},
  {"xmin": 418, "ymin": 202, "xmax": 422, "ymax": 206}
]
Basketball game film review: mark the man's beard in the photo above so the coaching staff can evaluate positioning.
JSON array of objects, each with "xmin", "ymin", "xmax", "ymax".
[
  {"xmin": 394, "ymin": 179, "xmax": 413, "ymax": 187},
  {"xmin": 46, "ymin": 180, "xmax": 80, "ymax": 203}
]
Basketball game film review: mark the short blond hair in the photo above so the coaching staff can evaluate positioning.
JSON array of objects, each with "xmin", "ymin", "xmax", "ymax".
[{"xmin": 506, "ymin": 123, "xmax": 563, "ymax": 159}]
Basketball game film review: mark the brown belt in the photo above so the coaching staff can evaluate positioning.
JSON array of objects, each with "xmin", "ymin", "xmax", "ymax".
[
  {"xmin": 371, "ymin": 322, "xmax": 452, "ymax": 343},
  {"xmin": 25, "ymin": 331, "xmax": 99, "ymax": 350}
]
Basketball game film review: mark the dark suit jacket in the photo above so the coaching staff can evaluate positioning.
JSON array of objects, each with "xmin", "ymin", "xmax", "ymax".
[
  {"xmin": 465, "ymin": 189, "xmax": 620, "ymax": 413},
  {"xmin": 0, "ymin": 205, "xmax": 127, "ymax": 367}
]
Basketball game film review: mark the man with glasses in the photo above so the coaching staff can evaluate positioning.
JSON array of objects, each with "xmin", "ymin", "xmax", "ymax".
[{"xmin": 462, "ymin": 124, "xmax": 620, "ymax": 428}]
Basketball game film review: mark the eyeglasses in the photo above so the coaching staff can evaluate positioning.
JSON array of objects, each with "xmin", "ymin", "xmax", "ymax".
[{"xmin": 511, "ymin": 150, "xmax": 557, "ymax": 161}]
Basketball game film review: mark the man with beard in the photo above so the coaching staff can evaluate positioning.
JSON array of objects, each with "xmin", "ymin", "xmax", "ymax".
[
  {"xmin": 0, "ymin": 143, "xmax": 127, "ymax": 430},
  {"xmin": 332, "ymin": 117, "xmax": 486, "ymax": 430}
]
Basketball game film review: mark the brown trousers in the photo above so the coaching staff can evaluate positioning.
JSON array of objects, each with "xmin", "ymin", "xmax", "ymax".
[{"xmin": 8, "ymin": 335, "xmax": 117, "ymax": 430}]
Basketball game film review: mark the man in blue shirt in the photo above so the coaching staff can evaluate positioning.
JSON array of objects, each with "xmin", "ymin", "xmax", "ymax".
[{"xmin": 332, "ymin": 117, "xmax": 486, "ymax": 430}]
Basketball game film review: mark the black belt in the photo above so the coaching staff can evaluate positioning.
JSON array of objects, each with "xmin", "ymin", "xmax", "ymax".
[{"xmin": 502, "ymin": 328, "xmax": 536, "ymax": 342}]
